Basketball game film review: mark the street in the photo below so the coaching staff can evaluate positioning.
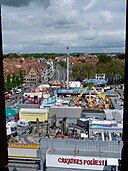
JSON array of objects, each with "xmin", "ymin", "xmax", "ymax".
[{"xmin": 51, "ymin": 65, "xmax": 66, "ymax": 82}]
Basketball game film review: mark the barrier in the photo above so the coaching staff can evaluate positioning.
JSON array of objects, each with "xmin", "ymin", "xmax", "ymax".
[{"xmin": 8, "ymin": 143, "xmax": 40, "ymax": 149}]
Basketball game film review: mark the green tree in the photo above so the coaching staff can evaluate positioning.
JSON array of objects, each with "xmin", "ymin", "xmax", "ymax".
[
  {"xmin": 59, "ymin": 60, "xmax": 67, "ymax": 69},
  {"xmin": 96, "ymin": 63, "xmax": 107, "ymax": 74},
  {"xmin": 4, "ymin": 82, "xmax": 7, "ymax": 92},
  {"xmin": 71, "ymin": 65, "xmax": 80, "ymax": 80},
  {"xmin": 97, "ymin": 54, "xmax": 112, "ymax": 63},
  {"xmin": 71, "ymin": 63, "xmax": 96, "ymax": 80},
  {"xmin": 105, "ymin": 61, "xmax": 124, "ymax": 82},
  {"xmin": 84, "ymin": 63, "xmax": 96, "ymax": 79},
  {"xmin": 70, "ymin": 58, "xmax": 125, "ymax": 82},
  {"xmin": 16, "ymin": 75, "xmax": 20, "ymax": 86},
  {"xmin": 19, "ymin": 70, "xmax": 24, "ymax": 85},
  {"xmin": 6, "ymin": 74, "xmax": 12, "ymax": 90},
  {"xmin": 8, "ymin": 53, "xmax": 19, "ymax": 58},
  {"xmin": 12, "ymin": 73, "xmax": 17, "ymax": 88}
]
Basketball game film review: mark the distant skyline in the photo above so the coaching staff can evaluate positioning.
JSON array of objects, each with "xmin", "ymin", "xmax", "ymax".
[{"xmin": 0, "ymin": 0, "xmax": 126, "ymax": 54}]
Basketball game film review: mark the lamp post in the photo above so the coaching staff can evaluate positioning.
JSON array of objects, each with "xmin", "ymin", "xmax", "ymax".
[{"xmin": 0, "ymin": 5, "xmax": 9, "ymax": 170}]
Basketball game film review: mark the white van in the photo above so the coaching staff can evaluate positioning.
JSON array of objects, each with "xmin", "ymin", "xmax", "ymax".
[
  {"xmin": 17, "ymin": 119, "xmax": 31, "ymax": 127},
  {"xmin": 16, "ymin": 88, "xmax": 22, "ymax": 94},
  {"xmin": 6, "ymin": 121, "xmax": 17, "ymax": 136}
]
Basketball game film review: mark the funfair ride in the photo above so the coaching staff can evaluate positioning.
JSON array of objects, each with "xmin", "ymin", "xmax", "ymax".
[{"xmin": 71, "ymin": 83, "xmax": 110, "ymax": 110}]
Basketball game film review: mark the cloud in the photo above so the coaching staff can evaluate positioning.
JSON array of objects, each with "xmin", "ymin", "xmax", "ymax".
[
  {"xmin": 100, "ymin": 11, "xmax": 113, "ymax": 24},
  {"xmin": 0, "ymin": 0, "xmax": 51, "ymax": 8},
  {"xmin": 1, "ymin": 0, "xmax": 126, "ymax": 53},
  {"xmin": 83, "ymin": 0, "xmax": 98, "ymax": 11}
]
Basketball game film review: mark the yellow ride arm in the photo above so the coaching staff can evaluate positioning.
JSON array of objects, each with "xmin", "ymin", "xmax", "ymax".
[
  {"xmin": 74, "ymin": 86, "xmax": 88, "ymax": 104},
  {"xmin": 92, "ymin": 86, "xmax": 105, "ymax": 101}
]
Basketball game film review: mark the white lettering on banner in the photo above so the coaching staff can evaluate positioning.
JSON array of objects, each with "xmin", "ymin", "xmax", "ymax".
[{"xmin": 58, "ymin": 157, "xmax": 105, "ymax": 166}]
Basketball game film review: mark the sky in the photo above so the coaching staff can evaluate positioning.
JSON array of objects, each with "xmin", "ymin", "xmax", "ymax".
[{"xmin": 0, "ymin": 0, "xmax": 126, "ymax": 54}]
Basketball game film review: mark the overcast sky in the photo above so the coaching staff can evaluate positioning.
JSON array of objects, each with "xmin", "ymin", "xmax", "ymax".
[{"xmin": 0, "ymin": 0, "xmax": 126, "ymax": 54}]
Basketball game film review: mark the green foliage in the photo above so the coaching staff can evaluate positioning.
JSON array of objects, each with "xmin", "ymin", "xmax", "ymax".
[
  {"xmin": 8, "ymin": 53, "xmax": 19, "ymax": 58},
  {"xmin": 87, "ymin": 82, "xmax": 93, "ymax": 87},
  {"xmin": 96, "ymin": 61, "xmax": 125, "ymax": 78},
  {"xmin": 16, "ymin": 75, "xmax": 20, "ymax": 86},
  {"xmin": 4, "ymin": 70, "xmax": 24, "ymax": 92},
  {"xmin": 71, "ymin": 59, "xmax": 124, "ymax": 82},
  {"xmin": 71, "ymin": 63, "xmax": 96, "ymax": 80},
  {"xmin": 95, "ymin": 63, "xmax": 106, "ymax": 74},
  {"xmin": 97, "ymin": 54, "xmax": 112, "ymax": 63},
  {"xmin": 19, "ymin": 70, "xmax": 24, "ymax": 85},
  {"xmin": 15, "ymin": 53, "xmax": 60, "ymax": 60},
  {"xmin": 6, "ymin": 74, "xmax": 12, "ymax": 90},
  {"xmin": 4, "ymin": 82, "xmax": 8, "ymax": 92},
  {"xmin": 59, "ymin": 60, "xmax": 67, "ymax": 69},
  {"xmin": 12, "ymin": 73, "xmax": 17, "ymax": 87},
  {"xmin": 7, "ymin": 53, "xmax": 60, "ymax": 60}
]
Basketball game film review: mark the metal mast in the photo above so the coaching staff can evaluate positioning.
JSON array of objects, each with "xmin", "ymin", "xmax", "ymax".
[
  {"xmin": 66, "ymin": 46, "xmax": 69, "ymax": 89},
  {"xmin": 0, "ymin": 5, "xmax": 9, "ymax": 170}
]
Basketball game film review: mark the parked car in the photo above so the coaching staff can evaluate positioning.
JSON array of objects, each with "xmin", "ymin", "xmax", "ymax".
[
  {"xmin": 17, "ymin": 119, "xmax": 31, "ymax": 127},
  {"xmin": 4, "ymin": 94, "xmax": 9, "ymax": 100},
  {"xmin": 16, "ymin": 91, "xmax": 20, "ymax": 94},
  {"xmin": 7, "ymin": 96, "xmax": 15, "ymax": 102}
]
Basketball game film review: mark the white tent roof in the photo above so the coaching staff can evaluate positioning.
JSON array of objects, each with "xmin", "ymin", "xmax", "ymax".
[{"xmin": 68, "ymin": 81, "xmax": 81, "ymax": 88}]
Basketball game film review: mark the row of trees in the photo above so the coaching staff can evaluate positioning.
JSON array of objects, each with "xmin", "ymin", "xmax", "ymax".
[
  {"xmin": 6, "ymin": 52, "xmax": 125, "ymax": 60},
  {"xmin": 70, "ymin": 60, "xmax": 124, "ymax": 83},
  {"xmin": 57, "ymin": 54, "xmax": 125, "ymax": 83},
  {"xmin": 6, "ymin": 53, "xmax": 63, "ymax": 60},
  {"xmin": 58, "ymin": 54, "xmax": 125, "ymax": 82},
  {"xmin": 4, "ymin": 70, "xmax": 24, "ymax": 92}
]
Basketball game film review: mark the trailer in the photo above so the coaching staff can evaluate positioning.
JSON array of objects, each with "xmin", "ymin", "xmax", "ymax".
[{"xmin": 19, "ymin": 108, "xmax": 49, "ymax": 122}]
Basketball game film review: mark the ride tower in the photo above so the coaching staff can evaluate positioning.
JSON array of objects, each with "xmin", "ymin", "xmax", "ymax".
[{"xmin": 66, "ymin": 46, "xmax": 70, "ymax": 89}]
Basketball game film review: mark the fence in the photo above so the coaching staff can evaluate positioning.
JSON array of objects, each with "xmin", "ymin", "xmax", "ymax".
[{"xmin": 40, "ymin": 138, "xmax": 123, "ymax": 153}]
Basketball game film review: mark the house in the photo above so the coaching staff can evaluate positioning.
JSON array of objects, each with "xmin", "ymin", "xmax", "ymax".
[{"xmin": 25, "ymin": 67, "xmax": 39, "ymax": 86}]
